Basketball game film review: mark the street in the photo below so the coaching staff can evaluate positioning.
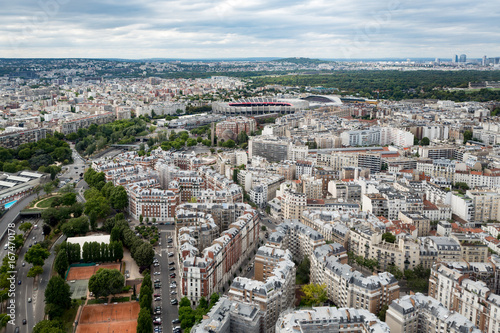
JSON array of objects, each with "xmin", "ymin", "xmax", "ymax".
[
  {"xmin": 152, "ymin": 224, "xmax": 179, "ymax": 333},
  {"xmin": 7, "ymin": 218, "xmax": 44, "ymax": 333}
]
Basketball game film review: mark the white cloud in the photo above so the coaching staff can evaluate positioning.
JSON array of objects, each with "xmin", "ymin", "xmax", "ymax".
[{"xmin": 0, "ymin": 0, "xmax": 498, "ymax": 58}]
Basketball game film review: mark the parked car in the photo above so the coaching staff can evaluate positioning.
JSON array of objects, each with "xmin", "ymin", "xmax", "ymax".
[{"xmin": 169, "ymin": 267, "xmax": 175, "ymax": 271}]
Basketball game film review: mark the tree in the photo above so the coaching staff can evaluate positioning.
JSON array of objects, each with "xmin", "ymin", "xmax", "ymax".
[
  {"xmin": 112, "ymin": 241, "xmax": 124, "ymax": 261},
  {"xmin": 60, "ymin": 192, "xmax": 77, "ymax": 206},
  {"xmin": 12, "ymin": 234, "xmax": 24, "ymax": 250},
  {"xmin": 137, "ymin": 307, "xmax": 153, "ymax": 333},
  {"xmin": 88, "ymin": 268, "xmax": 125, "ymax": 298},
  {"xmin": 296, "ymin": 257, "xmax": 310, "ymax": 285},
  {"xmin": 382, "ymin": 232, "xmax": 396, "ymax": 243},
  {"xmin": 378, "ymin": 304, "xmax": 389, "ymax": 321},
  {"xmin": 463, "ymin": 130, "xmax": 473, "ymax": 143},
  {"xmin": 139, "ymin": 214, "xmax": 143, "ymax": 223},
  {"xmin": 43, "ymin": 183, "xmax": 54, "ymax": 194},
  {"xmin": 209, "ymin": 293, "xmax": 219, "ymax": 309},
  {"xmin": 387, "ymin": 263, "xmax": 404, "ymax": 280},
  {"xmin": 139, "ymin": 285, "xmax": 153, "ymax": 313},
  {"xmin": 301, "ymin": 283, "xmax": 327, "ymax": 307},
  {"xmin": 61, "ymin": 216, "xmax": 89, "ymax": 237},
  {"xmin": 42, "ymin": 224, "xmax": 51, "ymax": 236},
  {"xmin": 54, "ymin": 250, "xmax": 69, "ymax": 277},
  {"xmin": 133, "ymin": 242, "xmax": 155, "ymax": 269},
  {"xmin": 222, "ymin": 139, "xmax": 235, "ymax": 148},
  {"xmin": 110, "ymin": 186, "xmax": 128, "ymax": 210},
  {"xmin": 420, "ymin": 137, "xmax": 430, "ymax": 146},
  {"xmin": 25, "ymin": 244, "xmax": 50, "ymax": 266},
  {"xmin": 27, "ymin": 265, "xmax": 44, "ymax": 278},
  {"xmin": 33, "ymin": 319, "xmax": 65, "ymax": 333},
  {"xmin": 45, "ymin": 276, "xmax": 72, "ymax": 317},
  {"xmin": 20, "ymin": 222, "xmax": 33, "ymax": 233}
]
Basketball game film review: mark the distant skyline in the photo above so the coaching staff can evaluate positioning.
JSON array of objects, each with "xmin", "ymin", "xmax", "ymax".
[{"xmin": 1, "ymin": 0, "xmax": 499, "ymax": 59}]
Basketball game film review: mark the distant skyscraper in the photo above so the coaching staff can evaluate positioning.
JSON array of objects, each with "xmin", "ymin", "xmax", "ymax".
[
  {"xmin": 482, "ymin": 55, "xmax": 487, "ymax": 66},
  {"xmin": 459, "ymin": 54, "xmax": 467, "ymax": 63},
  {"xmin": 453, "ymin": 55, "xmax": 458, "ymax": 63}
]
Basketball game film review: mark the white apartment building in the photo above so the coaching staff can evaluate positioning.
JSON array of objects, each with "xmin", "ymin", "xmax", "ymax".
[{"xmin": 386, "ymin": 294, "xmax": 481, "ymax": 333}]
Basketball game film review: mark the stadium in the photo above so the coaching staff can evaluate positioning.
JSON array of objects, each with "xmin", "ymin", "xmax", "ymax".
[
  {"xmin": 212, "ymin": 97, "xmax": 310, "ymax": 115},
  {"xmin": 212, "ymin": 95, "xmax": 347, "ymax": 115}
]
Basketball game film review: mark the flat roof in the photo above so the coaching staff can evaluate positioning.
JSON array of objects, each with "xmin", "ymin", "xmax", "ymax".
[
  {"xmin": 20, "ymin": 171, "xmax": 42, "ymax": 178},
  {"xmin": 7, "ymin": 176, "xmax": 30, "ymax": 182}
]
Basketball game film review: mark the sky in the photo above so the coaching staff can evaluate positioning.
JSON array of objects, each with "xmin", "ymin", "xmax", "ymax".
[{"xmin": 1, "ymin": 0, "xmax": 499, "ymax": 59}]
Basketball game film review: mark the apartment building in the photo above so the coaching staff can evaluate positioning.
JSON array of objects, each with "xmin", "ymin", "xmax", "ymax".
[
  {"xmin": 229, "ymin": 246, "xmax": 295, "ymax": 333},
  {"xmin": 428, "ymin": 262, "xmax": 500, "ymax": 333},
  {"xmin": 0, "ymin": 127, "xmax": 50, "ymax": 149},
  {"xmin": 311, "ymin": 244, "xmax": 399, "ymax": 314},
  {"xmin": 340, "ymin": 128, "xmax": 381, "ymax": 146},
  {"xmin": 301, "ymin": 175, "xmax": 322, "ymax": 200},
  {"xmin": 419, "ymin": 237, "xmax": 462, "ymax": 268},
  {"xmin": 386, "ymin": 294, "xmax": 481, "ymax": 333},
  {"xmin": 281, "ymin": 190, "xmax": 307, "ymax": 221},
  {"xmin": 181, "ymin": 208, "xmax": 259, "ymax": 305},
  {"xmin": 176, "ymin": 210, "xmax": 219, "ymax": 253},
  {"xmin": 268, "ymin": 220, "xmax": 326, "ymax": 263},
  {"xmin": 127, "ymin": 184, "xmax": 180, "ymax": 222},
  {"xmin": 192, "ymin": 297, "xmax": 262, "ymax": 333},
  {"xmin": 362, "ymin": 193, "xmax": 388, "ymax": 218},
  {"xmin": 276, "ymin": 307, "xmax": 390, "ymax": 333},
  {"xmin": 249, "ymin": 136, "xmax": 291, "ymax": 162},
  {"xmin": 176, "ymin": 202, "xmax": 255, "ymax": 233},
  {"xmin": 59, "ymin": 112, "xmax": 115, "ymax": 134},
  {"xmin": 215, "ymin": 116, "xmax": 257, "ymax": 138},
  {"xmin": 450, "ymin": 233, "xmax": 488, "ymax": 263},
  {"xmin": 370, "ymin": 237, "xmax": 421, "ymax": 272},
  {"xmin": 398, "ymin": 211, "xmax": 431, "ymax": 237}
]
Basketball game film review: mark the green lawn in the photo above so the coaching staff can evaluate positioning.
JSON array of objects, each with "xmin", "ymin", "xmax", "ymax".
[
  {"xmin": 87, "ymin": 298, "xmax": 107, "ymax": 305},
  {"xmin": 61, "ymin": 300, "xmax": 83, "ymax": 332},
  {"xmin": 110, "ymin": 296, "xmax": 130, "ymax": 303},
  {"xmin": 35, "ymin": 196, "xmax": 61, "ymax": 208}
]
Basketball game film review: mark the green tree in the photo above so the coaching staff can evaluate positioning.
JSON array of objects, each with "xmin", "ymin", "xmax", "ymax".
[
  {"xmin": 27, "ymin": 265, "xmax": 44, "ymax": 278},
  {"xmin": 61, "ymin": 216, "xmax": 89, "ymax": 237},
  {"xmin": 420, "ymin": 137, "xmax": 430, "ymax": 146},
  {"xmin": 33, "ymin": 319, "xmax": 65, "ymax": 333},
  {"xmin": 382, "ymin": 232, "xmax": 396, "ymax": 243},
  {"xmin": 222, "ymin": 139, "xmax": 235, "ymax": 148},
  {"xmin": 110, "ymin": 186, "xmax": 128, "ymax": 210},
  {"xmin": 209, "ymin": 293, "xmax": 219, "ymax": 309},
  {"xmin": 54, "ymin": 250, "xmax": 69, "ymax": 277},
  {"xmin": 25, "ymin": 244, "xmax": 50, "ymax": 266},
  {"xmin": 45, "ymin": 276, "xmax": 71, "ymax": 318},
  {"xmin": 296, "ymin": 257, "xmax": 311, "ymax": 285},
  {"xmin": 137, "ymin": 307, "xmax": 153, "ymax": 333},
  {"xmin": 60, "ymin": 192, "xmax": 77, "ymax": 206},
  {"xmin": 112, "ymin": 241, "xmax": 124, "ymax": 261},
  {"xmin": 463, "ymin": 130, "xmax": 473, "ymax": 143},
  {"xmin": 300, "ymin": 283, "xmax": 327, "ymax": 307},
  {"xmin": 139, "ymin": 285, "xmax": 153, "ymax": 313},
  {"xmin": 43, "ymin": 183, "xmax": 54, "ymax": 194},
  {"xmin": 378, "ymin": 304, "xmax": 389, "ymax": 321},
  {"xmin": 88, "ymin": 268, "xmax": 125, "ymax": 298},
  {"xmin": 12, "ymin": 234, "xmax": 24, "ymax": 250},
  {"xmin": 133, "ymin": 242, "xmax": 154, "ymax": 268},
  {"xmin": 19, "ymin": 222, "xmax": 33, "ymax": 233}
]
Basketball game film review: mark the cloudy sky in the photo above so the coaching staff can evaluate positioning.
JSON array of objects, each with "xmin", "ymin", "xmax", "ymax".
[{"xmin": 1, "ymin": 0, "xmax": 499, "ymax": 59}]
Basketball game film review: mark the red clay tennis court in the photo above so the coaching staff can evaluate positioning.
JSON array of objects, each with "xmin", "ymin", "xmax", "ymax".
[
  {"xmin": 75, "ymin": 302, "xmax": 139, "ymax": 333},
  {"xmin": 66, "ymin": 263, "xmax": 121, "ymax": 281}
]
